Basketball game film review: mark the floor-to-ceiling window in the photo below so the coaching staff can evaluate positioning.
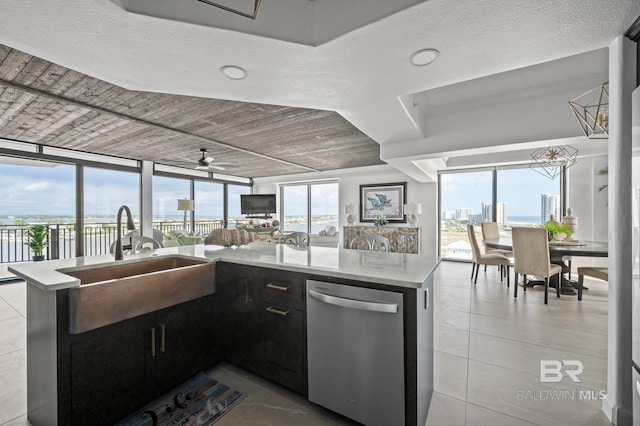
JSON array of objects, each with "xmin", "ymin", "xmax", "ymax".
[
  {"xmin": 84, "ymin": 167, "xmax": 140, "ymax": 256},
  {"xmin": 439, "ymin": 169, "xmax": 493, "ymax": 259},
  {"xmin": 280, "ymin": 181, "xmax": 339, "ymax": 233},
  {"xmin": 227, "ymin": 184, "xmax": 251, "ymax": 227},
  {"xmin": 439, "ymin": 166, "xmax": 562, "ymax": 260},
  {"xmin": 153, "ymin": 176, "xmax": 191, "ymax": 232},
  {"xmin": 497, "ymin": 167, "xmax": 561, "ymax": 231},
  {"xmin": 194, "ymin": 180, "xmax": 224, "ymax": 233},
  {"xmin": 0, "ymin": 156, "xmax": 75, "ymax": 262},
  {"xmin": 0, "ymin": 140, "xmax": 252, "ymax": 264},
  {"xmin": 310, "ymin": 182, "xmax": 339, "ymax": 233}
]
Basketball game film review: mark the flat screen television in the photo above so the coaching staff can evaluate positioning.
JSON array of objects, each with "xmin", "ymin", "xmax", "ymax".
[{"xmin": 240, "ymin": 194, "xmax": 277, "ymax": 216}]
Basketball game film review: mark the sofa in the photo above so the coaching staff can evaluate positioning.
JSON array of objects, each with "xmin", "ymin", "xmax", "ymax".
[
  {"xmin": 309, "ymin": 225, "xmax": 340, "ymax": 248},
  {"xmin": 162, "ymin": 230, "xmax": 204, "ymax": 247}
]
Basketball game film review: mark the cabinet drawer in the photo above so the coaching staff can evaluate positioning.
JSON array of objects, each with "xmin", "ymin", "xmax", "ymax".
[
  {"xmin": 262, "ymin": 304, "xmax": 306, "ymax": 394},
  {"xmin": 261, "ymin": 273, "xmax": 304, "ymax": 309}
]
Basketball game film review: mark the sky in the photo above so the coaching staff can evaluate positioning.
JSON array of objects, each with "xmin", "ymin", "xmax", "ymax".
[
  {"xmin": 441, "ymin": 167, "xmax": 560, "ymax": 217},
  {"xmin": 282, "ymin": 183, "xmax": 339, "ymax": 216},
  {"xmin": 1, "ymin": 162, "xmax": 76, "ymax": 216},
  {"xmin": 0, "ymin": 162, "xmax": 250, "ymax": 220}
]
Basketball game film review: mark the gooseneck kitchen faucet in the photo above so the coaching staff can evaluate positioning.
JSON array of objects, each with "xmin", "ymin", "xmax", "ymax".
[{"xmin": 114, "ymin": 205, "xmax": 136, "ymax": 260}]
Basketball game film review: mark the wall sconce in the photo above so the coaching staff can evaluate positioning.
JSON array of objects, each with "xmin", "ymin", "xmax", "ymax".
[
  {"xmin": 403, "ymin": 202, "xmax": 422, "ymax": 226},
  {"xmin": 177, "ymin": 198, "xmax": 195, "ymax": 231},
  {"xmin": 344, "ymin": 204, "xmax": 358, "ymax": 225},
  {"xmin": 529, "ymin": 145, "xmax": 578, "ymax": 180},
  {"xmin": 568, "ymin": 82, "xmax": 609, "ymax": 139}
]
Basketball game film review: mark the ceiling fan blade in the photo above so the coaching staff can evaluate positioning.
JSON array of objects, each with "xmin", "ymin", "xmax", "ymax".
[
  {"xmin": 211, "ymin": 161, "xmax": 240, "ymax": 167},
  {"xmin": 203, "ymin": 156, "xmax": 214, "ymax": 164}
]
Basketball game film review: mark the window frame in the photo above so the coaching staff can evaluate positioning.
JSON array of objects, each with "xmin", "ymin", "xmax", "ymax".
[
  {"xmin": 279, "ymin": 180, "xmax": 339, "ymax": 234},
  {"xmin": 438, "ymin": 164, "xmax": 565, "ymax": 261}
]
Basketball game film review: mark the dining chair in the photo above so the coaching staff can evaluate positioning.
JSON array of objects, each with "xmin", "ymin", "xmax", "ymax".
[
  {"xmin": 576, "ymin": 267, "xmax": 608, "ymax": 301},
  {"xmin": 284, "ymin": 232, "xmax": 310, "ymax": 247},
  {"xmin": 511, "ymin": 227, "xmax": 563, "ymax": 304},
  {"xmin": 467, "ymin": 225, "xmax": 510, "ymax": 286},
  {"xmin": 481, "ymin": 222, "xmax": 513, "ymax": 257},
  {"xmin": 349, "ymin": 233, "xmax": 391, "ymax": 252}
]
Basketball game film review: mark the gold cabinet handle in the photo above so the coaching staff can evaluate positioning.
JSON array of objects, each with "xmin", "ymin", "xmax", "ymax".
[
  {"xmin": 151, "ymin": 327, "xmax": 156, "ymax": 357},
  {"xmin": 160, "ymin": 323, "xmax": 166, "ymax": 353},
  {"xmin": 266, "ymin": 306, "xmax": 289, "ymax": 316},
  {"xmin": 266, "ymin": 283, "xmax": 289, "ymax": 292}
]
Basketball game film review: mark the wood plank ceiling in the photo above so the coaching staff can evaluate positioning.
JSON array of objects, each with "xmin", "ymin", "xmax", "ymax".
[{"xmin": 0, "ymin": 44, "xmax": 384, "ymax": 178}]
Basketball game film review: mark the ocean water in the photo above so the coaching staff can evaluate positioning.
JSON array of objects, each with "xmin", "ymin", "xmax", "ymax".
[{"xmin": 507, "ymin": 215, "xmax": 543, "ymax": 224}]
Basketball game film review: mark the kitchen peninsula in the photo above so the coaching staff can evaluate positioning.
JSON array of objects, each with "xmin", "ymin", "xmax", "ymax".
[{"xmin": 10, "ymin": 242, "xmax": 439, "ymax": 426}]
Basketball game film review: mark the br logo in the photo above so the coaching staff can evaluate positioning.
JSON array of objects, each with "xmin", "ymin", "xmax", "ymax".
[{"xmin": 540, "ymin": 360, "xmax": 584, "ymax": 383}]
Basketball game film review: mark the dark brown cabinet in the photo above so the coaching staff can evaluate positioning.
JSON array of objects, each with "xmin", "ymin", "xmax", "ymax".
[
  {"xmin": 262, "ymin": 303, "xmax": 305, "ymax": 393},
  {"xmin": 216, "ymin": 263, "xmax": 263, "ymax": 371},
  {"xmin": 61, "ymin": 295, "xmax": 220, "ymax": 426},
  {"xmin": 216, "ymin": 263, "xmax": 307, "ymax": 395},
  {"xmin": 69, "ymin": 314, "xmax": 148, "ymax": 425},
  {"xmin": 260, "ymin": 271, "xmax": 306, "ymax": 394}
]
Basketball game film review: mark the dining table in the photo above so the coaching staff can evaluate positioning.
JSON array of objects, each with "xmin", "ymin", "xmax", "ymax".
[{"xmin": 483, "ymin": 238, "xmax": 608, "ymax": 295}]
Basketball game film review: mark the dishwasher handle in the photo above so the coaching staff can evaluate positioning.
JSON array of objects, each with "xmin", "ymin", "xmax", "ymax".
[{"xmin": 308, "ymin": 289, "xmax": 398, "ymax": 314}]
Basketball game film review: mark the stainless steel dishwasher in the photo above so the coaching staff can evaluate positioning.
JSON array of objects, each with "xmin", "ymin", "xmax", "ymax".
[{"xmin": 306, "ymin": 280, "xmax": 404, "ymax": 426}]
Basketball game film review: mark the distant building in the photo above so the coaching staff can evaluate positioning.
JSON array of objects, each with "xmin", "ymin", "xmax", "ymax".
[
  {"xmin": 442, "ymin": 210, "xmax": 455, "ymax": 220},
  {"xmin": 456, "ymin": 208, "xmax": 473, "ymax": 221},
  {"xmin": 496, "ymin": 202, "xmax": 507, "ymax": 225},
  {"xmin": 541, "ymin": 193, "xmax": 560, "ymax": 223},
  {"xmin": 481, "ymin": 202, "xmax": 492, "ymax": 222},
  {"xmin": 480, "ymin": 202, "xmax": 507, "ymax": 224}
]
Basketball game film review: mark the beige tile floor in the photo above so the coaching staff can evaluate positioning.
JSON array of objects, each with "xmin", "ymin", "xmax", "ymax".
[{"xmin": 0, "ymin": 260, "xmax": 611, "ymax": 425}]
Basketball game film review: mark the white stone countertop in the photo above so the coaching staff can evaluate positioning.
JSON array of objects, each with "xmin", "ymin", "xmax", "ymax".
[{"xmin": 9, "ymin": 242, "xmax": 440, "ymax": 291}]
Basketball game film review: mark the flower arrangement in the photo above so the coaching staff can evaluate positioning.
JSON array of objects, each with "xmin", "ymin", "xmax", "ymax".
[
  {"xmin": 543, "ymin": 222, "xmax": 573, "ymax": 241},
  {"xmin": 374, "ymin": 215, "xmax": 388, "ymax": 227}
]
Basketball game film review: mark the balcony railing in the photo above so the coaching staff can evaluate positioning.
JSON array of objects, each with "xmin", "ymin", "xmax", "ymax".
[{"xmin": 0, "ymin": 220, "xmax": 227, "ymax": 263}]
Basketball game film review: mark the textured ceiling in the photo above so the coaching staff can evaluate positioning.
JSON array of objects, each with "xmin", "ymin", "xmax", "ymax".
[
  {"xmin": 0, "ymin": 44, "xmax": 383, "ymax": 178},
  {"xmin": 114, "ymin": 0, "xmax": 427, "ymax": 46},
  {"xmin": 0, "ymin": 0, "xmax": 638, "ymax": 181}
]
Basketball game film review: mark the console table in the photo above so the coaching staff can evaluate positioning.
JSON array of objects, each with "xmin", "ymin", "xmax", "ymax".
[{"xmin": 343, "ymin": 226, "xmax": 421, "ymax": 254}]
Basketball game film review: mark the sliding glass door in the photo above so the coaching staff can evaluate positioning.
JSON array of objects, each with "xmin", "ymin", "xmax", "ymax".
[
  {"xmin": 84, "ymin": 167, "xmax": 140, "ymax": 256},
  {"xmin": 439, "ymin": 170, "xmax": 493, "ymax": 259},
  {"xmin": 281, "ymin": 181, "xmax": 339, "ymax": 233}
]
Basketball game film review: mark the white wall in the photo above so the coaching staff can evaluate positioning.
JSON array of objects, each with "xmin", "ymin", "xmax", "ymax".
[
  {"xmin": 566, "ymin": 154, "xmax": 609, "ymax": 270},
  {"xmin": 252, "ymin": 165, "xmax": 438, "ymax": 257}
]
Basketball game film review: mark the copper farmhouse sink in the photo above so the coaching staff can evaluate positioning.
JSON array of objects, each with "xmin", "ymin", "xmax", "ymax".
[{"xmin": 61, "ymin": 256, "xmax": 216, "ymax": 334}]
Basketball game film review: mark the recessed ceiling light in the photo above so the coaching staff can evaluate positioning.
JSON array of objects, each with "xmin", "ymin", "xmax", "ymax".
[
  {"xmin": 221, "ymin": 65, "xmax": 247, "ymax": 80},
  {"xmin": 409, "ymin": 49, "xmax": 439, "ymax": 66}
]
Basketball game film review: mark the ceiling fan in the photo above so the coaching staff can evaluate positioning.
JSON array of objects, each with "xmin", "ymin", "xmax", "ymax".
[
  {"xmin": 195, "ymin": 148, "xmax": 240, "ymax": 170},
  {"xmin": 169, "ymin": 148, "xmax": 241, "ymax": 171}
]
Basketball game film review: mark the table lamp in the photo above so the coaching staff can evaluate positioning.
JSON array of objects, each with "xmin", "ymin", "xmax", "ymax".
[
  {"xmin": 177, "ymin": 198, "xmax": 195, "ymax": 232},
  {"xmin": 403, "ymin": 202, "xmax": 422, "ymax": 226},
  {"xmin": 344, "ymin": 204, "xmax": 358, "ymax": 224}
]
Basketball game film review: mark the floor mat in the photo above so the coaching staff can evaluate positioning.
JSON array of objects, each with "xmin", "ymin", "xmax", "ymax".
[{"xmin": 115, "ymin": 372, "xmax": 246, "ymax": 426}]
